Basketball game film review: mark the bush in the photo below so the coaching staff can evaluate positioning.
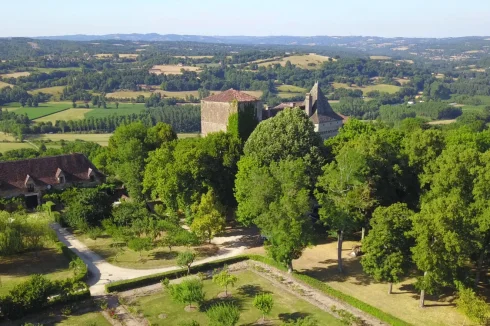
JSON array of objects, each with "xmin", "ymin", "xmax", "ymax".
[
  {"xmin": 456, "ymin": 285, "xmax": 490, "ymax": 325},
  {"xmin": 253, "ymin": 293, "xmax": 274, "ymax": 321},
  {"xmin": 207, "ymin": 303, "xmax": 240, "ymax": 326}
]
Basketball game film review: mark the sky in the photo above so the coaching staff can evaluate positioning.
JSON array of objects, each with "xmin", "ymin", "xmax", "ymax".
[{"xmin": 2, "ymin": 0, "xmax": 490, "ymax": 38}]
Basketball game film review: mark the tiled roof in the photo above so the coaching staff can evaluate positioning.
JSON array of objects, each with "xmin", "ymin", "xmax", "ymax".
[
  {"xmin": 273, "ymin": 102, "xmax": 305, "ymax": 110},
  {"xmin": 202, "ymin": 89, "xmax": 258, "ymax": 103},
  {"xmin": 0, "ymin": 153, "xmax": 103, "ymax": 191}
]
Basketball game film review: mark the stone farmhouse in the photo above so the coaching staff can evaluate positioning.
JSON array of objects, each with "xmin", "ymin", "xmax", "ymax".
[
  {"xmin": 265, "ymin": 82, "xmax": 345, "ymax": 139},
  {"xmin": 200, "ymin": 83, "xmax": 344, "ymax": 139},
  {"xmin": 201, "ymin": 89, "xmax": 263, "ymax": 136},
  {"xmin": 0, "ymin": 153, "xmax": 104, "ymax": 208}
]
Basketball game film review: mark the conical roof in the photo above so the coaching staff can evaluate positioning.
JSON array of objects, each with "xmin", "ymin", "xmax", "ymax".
[{"xmin": 308, "ymin": 82, "xmax": 343, "ymax": 123}]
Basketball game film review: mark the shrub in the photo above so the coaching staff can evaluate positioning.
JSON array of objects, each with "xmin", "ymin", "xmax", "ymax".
[
  {"xmin": 206, "ymin": 303, "xmax": 240, "ymax": 326},
  {"xmin": 282, "ymin": 316, "xmax": 318, "ymax": 326},
  {"xmin": 456, "ymin": 285, "xmax": 490, "ymax": 325},
  {"xmin": 253, "ymin": 293, "xmax": 274, "ymax": 321},
  {"xmin": 167, "ymin": 278, "xmax": 205, "ymax": 309}
]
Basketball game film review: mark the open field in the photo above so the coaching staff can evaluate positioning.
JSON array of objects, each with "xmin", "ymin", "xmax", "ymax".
[
  {"xmin": 0, "ymin": 248, "xmax": 73, "ymax": 296},
  {"xmin": 29, "ymin": 85, "xmax": 66, "ymax": 95},
  {"xmin": 95, "ymin": 53, "xmax": 138, "ymax": 59},
  {"xmin": 77, "ymin": 232, "xmax": 220, "ymax": 269},
  {"xmin": 34, "ymin": 67, "xmax": 82, "ymax": 73},
  {"xmin": 4, "ymin": 102, "xmax": 71, "ymax": 119},
  {"xmin": 0, "ymin": 142, "xmax": 35, "ymax": 152},
  {"xmin": 332, "ymin": 82, "xmax": 401, "ymax": 94},
  {"xmin": 27, "ymin": 133, "xmax": 112, "ymax": 146},
  {"xmin": 258, "ymin": 53, "xmax": 334, "ymax": 69},
  {"xmin": 277, "ymin": 84, "xmax": 307, "ymax": 93},
  {"xmin": 0, "ymin": 81, "xmax": 13, "ymax": 88},
  {"xmin": 133, "ymin": 270, "xmax": 342, "ymax": 326},
  {"xmin": 34, "ymin": 108, "xmax": 93, "ymax": 123},
  {"xmin": 370, "ymin": 55, "xmax": 391, "ymax": 60},
  {"xmin": 427, "ymin": 119, "xmax": 457, "ymax": 125},
  {"xmin": 150, "ymin": 64, "xmax": 201, "ymax": 75},
  {"xmin": 84, "ymin": 105, "xmax": 146, "ymax": 119},
  {"xmin": 0, "ymin": 71, "xmax": 31, "ymax": 78},
  {"xmin": 245, "ymin": 239, "xmax": 469, "ymax": 326}
]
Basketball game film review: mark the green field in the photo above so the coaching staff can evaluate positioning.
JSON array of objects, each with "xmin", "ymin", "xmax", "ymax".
[
  {"xmin": 4, "ymin": 102, "xmax": 71, "ymax": 119},
  {"xmin": 84, "ymin": 105, "xmax": 146, "ymax": 118},
  {"xmin": 277, "ymin": 84, "xmax": 307, "ymax": 93},
  {"xmin": 35, "ymin": 108, "xmax": 93, "ymax": 123},
  {"xmin": 332, "ymin": 82, "xmax": 401, "ymax": 94},
  {"xmin": 133, "ymin": 270, "xmax": 342, "ymax": 326},
  {"xmin": 29, "ymin": 86, "xmax": 66, "ymax": 96},
  {"xmin": 34, "ymin": 67, "xmax": 82, "ymax": 73}
]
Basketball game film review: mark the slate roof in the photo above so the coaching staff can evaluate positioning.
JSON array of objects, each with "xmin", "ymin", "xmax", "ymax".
[
  {"xmin": 0, "ymin": 153, "xmax": 103, "ymax": 191},
  {"xmin": 308, "ymin": 82, "xmax": 343, "ymax": 123},
  {"xmin": 202, "ymin": 89, "xmax": 258, "ymax": 103}
]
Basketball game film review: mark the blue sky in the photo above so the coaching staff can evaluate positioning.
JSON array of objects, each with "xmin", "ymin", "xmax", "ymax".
[{"xmin": 2, "ymin": 0, "xmax": 490, "ymax": 37}]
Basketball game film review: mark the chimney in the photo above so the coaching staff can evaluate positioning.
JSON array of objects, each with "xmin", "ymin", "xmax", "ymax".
[{"xmin": 305, "ymin": 93, "xmax": 312, "ymax": 117}]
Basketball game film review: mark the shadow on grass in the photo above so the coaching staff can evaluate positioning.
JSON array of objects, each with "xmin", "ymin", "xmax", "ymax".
[
  {"xmin": 298, "ymin": 258, "xmax": 373, "ymax": 285},
  {"xmin": 195, "ymin": 245, "xmax": 220, "ymax": 257},
  {"xmin": 278, "ymin": 312, "xmax": 312, "ymax": 323},
  {"xmin": 199, "ymin": 295, "xmax": 245, "ymax": 312},
  {"xmin": 0, "ymin": 248, "xmax": 70, "ymax": 278},
  {"xmin": 236, "ymin": 284, "xmax": 271, "ymax": 297},
  {"xmin": 152, "ymin": 250, "xmax": 178, "ymax": 260}
]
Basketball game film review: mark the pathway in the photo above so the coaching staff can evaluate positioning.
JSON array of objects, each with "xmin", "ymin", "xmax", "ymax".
[{"xmin": 51, "ymin": 223, "xmax": 249, "ymax": 295}]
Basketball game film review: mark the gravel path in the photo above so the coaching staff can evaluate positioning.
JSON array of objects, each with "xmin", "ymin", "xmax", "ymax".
[{"xmin": 52, "ymin": 223, "xmax": 248, "ymax": 295}]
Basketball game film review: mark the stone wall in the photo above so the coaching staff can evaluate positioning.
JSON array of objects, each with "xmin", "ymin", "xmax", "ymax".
[
  {"xmin": 315, "ymin": 120, "xmax": 343, "ymax": 139},
  {"xmin": 201, "ymin": 100, "xmax": 262, "ymax": 136}
]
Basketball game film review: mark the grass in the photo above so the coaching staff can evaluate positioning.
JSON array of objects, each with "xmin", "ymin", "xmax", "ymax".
[
  {"xmin": 35, "ymin": 108, "xmax": 93, "ymax": 123},
  {"xmin": 257, "ymin": 53, "xmax": 334, "ymax": 69},
  {"xmin": 133, "ymin": 270, "xmax": 343, "ymax": 326},
  {"xmin": 277, "ymin": 84, "xmax": 307, "ymax": 93},
  {"xmin": 282, "ymin": 239, "xmax": 470, "ymax": 326},
  {"xmin": 3, "ymin": 102, "xmax": 71, "ymax": 119},
  {"xmin": 0, "ymin": 142, "xmax": 36, "ymax": 152},
  {"xmin": 370, "ymin": 55, "xmax": 391, "ymax": 60},
  {"xmin": 84, "ymin": 104, "xmax": 146, "ymax": 118},
  {"xmin": 29, "ymin": 86, "xmax": 66, "ymax": 96},
  {"xmin": 332, "ymin": 82, "xmax": 401, "ymax": 94},
  {"xmin": 0, "ymin": 81, "xmax": 13, "ymax": 88},
  {"xmin": 0, "ymin": 71, "xmax": 31, "ymax": 78},
  {"xmin": 34, "ymin": 67, "xmax": 82, "ymax": 73},
  {"xmin": 150, "ymin": 64, "xmax": 201, "ymax": 75},
  {"xmin": 77, "ymin": 233, "xmax": 220, "ymax": 269},
  {"xmin": 0, "ymin": 247, "xmax": 73, "ymax": 296},
  {"xmin": 26, "ymin": 133, "xmax": 113, "ymax": 146}
]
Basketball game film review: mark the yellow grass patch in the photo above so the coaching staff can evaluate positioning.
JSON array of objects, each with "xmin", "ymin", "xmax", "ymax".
[
  {"xmin": 174, "ymin": 55, "xmax": 214, "ymax": 59},
  {"xmin": 277, "ymin": 84, "xmax": 307, "ymax": 93},
  {"xmin": 0, "ymin": 81, "xmax": 13, "ymax": 88},
  {"xmin": 29, "ymin": 86, "xmax": 66, "ymax": 95},
  {"xmin": 332, "ymin": 82, "xmax": 401, "ymax": 94},
  {"xmin": 396, "ymin": 60, "xmax": 414, "ymax": 64},
  {"xmin": 26, "ymin": 133, "xmax": 112, "ymax": 146},
  {"xmin": 464, "ymin": 50, "xmax": 484, "ymax": 54},
  {"xmin": 394, "ymin": 78, "xmax": 410, "ymax": 85},
  {"xmin": 0, "ymin": 133, "xmax": 17, "ymax": 141},
  {"xmin": 149, "ymin": 65, "xmax": 201, "ymax": 75},
  {"xmin": 34, "ymin": 109, "xmax": 92, "ymax": 123},
  {"xmin": 0, "ymin": 71, "xmax": 31, "ymax": 78},
  {"xmin": 258, "ymin": 53, "xmax": 334, "ymax": 69},
  {"xmin": 370, "ymin": 55, "xmax": 391, "ymax": 60},
  {"xmin": 435, "ymin": 73, "xmax": 445, "ymax": 79},
  {"xmin": 427, "ymin": 119, "xmax": 457, "ymax": 125}
]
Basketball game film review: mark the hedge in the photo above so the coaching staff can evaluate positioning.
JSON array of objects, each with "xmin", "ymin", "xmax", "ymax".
[
  {"xmin": 105, "ymin": 254, "xmax": 411, "ymax": 326},
  {"xmin": 59, "ymin": 243, "xmax": 88, "ymax": 282}
]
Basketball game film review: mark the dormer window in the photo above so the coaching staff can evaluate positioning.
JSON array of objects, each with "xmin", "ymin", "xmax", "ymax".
[
  {"xmin": 59, "ymin": 175, "xmax": 65, "ymax": 184},
  {"xmin": 25, "ymin": 174, "xmax": 35, "ymax": 192},
  {"xmin": 27, "ymin": 184, "xmax": 34, "ymax": 192},
  {"xmin": 55, "ymin": 168, "xmax": 65, "ymax": 184}
]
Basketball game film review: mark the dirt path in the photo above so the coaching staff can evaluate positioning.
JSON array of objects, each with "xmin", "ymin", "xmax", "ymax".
[{"xmin": 52, "ymin": 223, "xmax": 251, "ymax": 296}]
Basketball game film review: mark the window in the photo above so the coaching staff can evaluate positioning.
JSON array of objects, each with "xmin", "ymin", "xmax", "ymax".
[
  {"xmin": 27, "ymin": 184, "xmax": 34, "ymax": 192},
  {"xmin": 59, "ymin": 176, "xmax": 65, "ymax": 184}
]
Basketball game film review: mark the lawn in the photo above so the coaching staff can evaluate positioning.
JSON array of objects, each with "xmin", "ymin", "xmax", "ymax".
[
  {"xmin": 279, "ymin": 239, "xmax": 470, "ymax": 326},
  {"xmin": 3, "ymin": 102, "xmax": 71, "ymax": 119},
  {"xmin": 257, "ymin": 53, "xmax": 334, "ymax": 69},
  {"xmin": 332, "ymin": 82, "xmax": 401, "ymax": 94},
  {"xmin": 132, "ymin": 270, "xmax": 343, "ymax": 326},
  {"xmin": 77, "ymin": 232, "xmax": 220, "ymax": 269},
  {"xmin": 0, "ymin": 142, "xmax": 36, "ymax": 153},
  {"xmin": 0, "ymin": 247, "xmax": 73, "ymax": 296}
]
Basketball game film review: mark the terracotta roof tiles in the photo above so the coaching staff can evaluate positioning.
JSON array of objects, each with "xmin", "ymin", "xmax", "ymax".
[{"xmin": 202, "ymin": 89, "xmax": 259, "ymax": 103}]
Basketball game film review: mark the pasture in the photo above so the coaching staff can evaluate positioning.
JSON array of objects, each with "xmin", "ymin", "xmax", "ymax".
[
  {"xmin": 0, "ymin": 71, "xmax": 31, "ymax": 78},
  {"xmin": 0, "ymin": 142, "xmax": 35, "ymax": 153},
  {"xmin": 27, "ymin": 133, "xmax": 112, "ymax": 146},
  {"xmin": 332, "ymin": 82, "xmax": 401, "ymax": 94},
  {"xmin": 84, "ymin": 105, "xmax": 146, "ymax": 119},
  {"xmin": 149, "ymin": 64, "xmax": 201, "ymax": 75},
  {"xmin": 34, "ymin": 67, "xmax": 82, "ymax": 73},
  {"xmin": 370, "ymin": 55, "xmax": 391, "ymax": 60},
  {"xmin": 29, "ymin": 86, "xmax": 66, "ymax": 96},
  {"xmin": 4, "ymin": 102, "xmax": 71, "ymax": 119},
  {"xmin": 277, "ymin": 84, "xmax": 307, "ymax": 93},
  {"xmin": 34, "ymin": 108, "xmax": 93, "ymax": 123},
  {"xmin": 257, "ymin": 53, "xmax": 334, "ymax": 69},
  {"xmin": 132, "ymin": 270, "xmax": 342, "ymax": 326}
]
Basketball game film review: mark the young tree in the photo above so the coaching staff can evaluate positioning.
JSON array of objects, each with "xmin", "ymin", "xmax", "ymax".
[
  {"xmin": 361, "ymin": 203, "xmax": 414, "ymax": 294},
  {"xmin": 206, "ymin": 303, "xmax": 240, "ymax": 326},
  {"xmin": 190, "ymin": 190, "xmax": 226, "ymax": 243},
  {"xmin": 253, "ymin": 293, "xmax": 274, "ymax": 322},
  {"xmin": 167, "ymin": 278, "xmax": 205, "ymax": 310},
  {"xmin": 177, "ymin": 251, "xmax": 196, "ymax": 275},
  {"xmin": 127, "ymin": 237, "xmax": 153, "ymax": 260},
  {"xmin": 212, "ymin": 269, "xmax": 238, "ymax": 296}
]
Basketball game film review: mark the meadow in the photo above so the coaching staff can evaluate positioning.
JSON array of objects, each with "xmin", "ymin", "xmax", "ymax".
[
  {"xmin": 150, "ymin": 64, "xmax": 201, "ymax": 75},
  {"xmin": 369, "ymin": 55, "xmax": 392, "ymax": 60},
  {"xmin": 332, "ymin": 82, "xmax": 401, "ymax": 94},
  {"xmin": 29, "ymin": 86, "xmax": 66, "ymax": 96},
  {"xmin": 132, "ymin": 270, "xmax": 342, "ymax": 326},
  {"xmin": 257, "ymin": 53, "xmax": 334, "ymax": 69},
  {"xmin": 5, "ymin": 102, "xmax": 71, "ymax": 119},
  {"xmin": 34, "ymin": 108, "xmax": 93, "ymax": 123},
  {"xmin": 0, "ymin": 71, "xmax": 31, "ymax": 78},
  {"xmin": 0, "ymin": 81, "xmax": 13, "ymax": 88}
]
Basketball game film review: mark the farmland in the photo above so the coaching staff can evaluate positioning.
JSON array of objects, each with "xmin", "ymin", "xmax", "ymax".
[
  {"xmin": 0, "ymin": 81, "xmax": 13, "ymax": 88},
  {"xmin": 332, "ymin": 82, "xmax": 401, "ymax": 94},
  {"xmin": 84, "ymin": 106, "xmax": 146, "ymax": 119},
  {"xmin": 150, "ymin": 64, "xmax": 201, "ymax": 75},
  {"xmin": 34, "ymin": 108, "xmax": 93, "ymax": 123},
  {"xmin": 29, "ymin": 86, "xmax": 66, "ymax": 96},
  {"xmin": 370, "ymin": 55, "xmax": 392, "ymax": 60},
  {"xmin": 34, "ymin": 67, "xmax": 82, "ymax": 73},
  {"xmin": 5, "ymin": 102, "xmax": 71, "ymax": 119},
  {"xmin": 257, "ymin": 53, "xmax": 334, "ymax": 69},
  {"xmin": 0, "ymin": 71, "xmax": 31, "ymax": 78}
]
